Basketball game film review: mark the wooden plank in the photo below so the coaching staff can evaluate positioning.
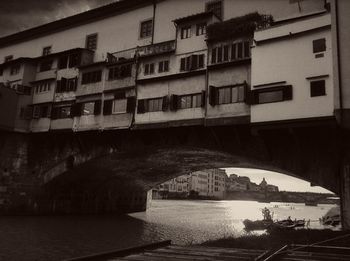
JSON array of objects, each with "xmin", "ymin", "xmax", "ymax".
[
  {"xmin": 62, "ymin": 240, "xmax": 171, "ymax": 261},
  {"xmin": 152, "ymin": 248, "xmax": 259, "ymax": 258},
  {"xmin": 169, "ymin": 245, "xmax": 265, "ymax": 254},
  {"xmin": 142, "ymin": 251, "xmax": 253, "ymax": 261}
]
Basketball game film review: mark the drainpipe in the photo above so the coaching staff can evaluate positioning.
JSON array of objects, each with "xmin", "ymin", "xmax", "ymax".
[
  {"xmin": 151, "ymin": 0, "xmax": 157, "ymax": 45},
  {"xmin": 204, "ymin": 40, "xmax": 210, "ymax": 126},
  {"xmin": 334, "ymin": 0, "xmax": 343, "ymax": 127}
]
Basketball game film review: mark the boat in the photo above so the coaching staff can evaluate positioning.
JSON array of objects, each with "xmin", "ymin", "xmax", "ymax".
[
  {"xmin": 322, "ymin": 206, "xmax": 341, "ymax": 226},
  {"xmin": 243, "ymin": 219, "xmax": 273, "ymax": 231}
]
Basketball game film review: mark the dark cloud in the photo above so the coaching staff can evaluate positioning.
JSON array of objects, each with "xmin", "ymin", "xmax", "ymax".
[{"xmin": 0, "ymin": 0, "xmax": 116, "ymax": 37}]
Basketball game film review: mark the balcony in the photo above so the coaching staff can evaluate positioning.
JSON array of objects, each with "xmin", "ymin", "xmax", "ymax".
[{"xmin": 137, "ymin": 40, "xmax": 176, "ymax": 58}]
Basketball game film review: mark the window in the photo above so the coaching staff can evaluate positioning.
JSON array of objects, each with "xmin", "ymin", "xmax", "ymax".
[
  {"xmin": 223, "ymin": 45, "xmax": 229, "ymax": 61},
  {"xmin": 35, "ymin": 82, "xmax": 51, "ymax": 93},
  {"xmin": 148, "ymin": 98, "xmax": 163, "ymax": 112},
  {"xmin": 180, "ymin": 54, "xmax": 205, "ymax": 71},
  {"xmin": 58, "ymin": 55, "xmax": 69, "ymax": 69},
  {"xmin": 109, "ymin": 64, "xmax": 132, "ymax": 80},
  {"xmin": 158, "ymin": 60, "xmax": 169, "ymax": 73},
  {"xmin": 310, "ymin": 80, "xmax": 326, "ymax": 97},
  {"xmin": 42, "ymin": 46, "xmax": 52, "ymax": 56},
  {"xmin": 68, "ymin": 53, "xmax": 81, "ymax": 68},
  {"xmin": 144, "ymin": 63, "xmax": 155, "ymax": 75},
  {"xmin": 0, "ymin": 67, "xmax": 3, "ymax": 76},
  {"xmin": 178, "ymin": 93, "xmax": 202, "ymax": 109},
  {"xmin": 181, "ymin": 26, "xmax": 191, "ymax": 39},
  {"xmin": 10, "ymin": 64, "xmax": 20, "ymax": 75},
  {"xmin": 86, "ymin": 33, "xmax": 98, "ymax": 50},
  {"xmin": 112, "ymin": 99, "xmax": 127, "ymax": 114},
  {"xmin": 313, "ymin": 38, "xmax": 326, "ymax": 53},
  {"xmin": 4, "ymin": 55, "xmax": 13, "ymax": 63},
  {"xmin": 218, "ymin": 85, "xmax": 245, "ymax": 104},
  {"xmin": 211, "ymin": 40, "xmax": 250, "ymax": 64},
  {"xmin": 56, "ymin": 77, "xmax": 77, "ymax": 93},
  {"xmin": 39, "ymin": 60, "xmax": 53, "ymax": 72},
  {"xmin": 137, "ymin": 97, "xmax": 165, "ymax": 113},
  {"xmin": 82, "ymin": 102, "xmax": 95, "ymax": 115},
  {"xmin": 58, "ymin": 106, "xmax": 71, "ymax": 118},
  {"xmin": 196, "ymin": 23, "xmax": 206, "ymax": 36},
  {"xmin": 250, "ymin": 85, "xmax": 293, "ymax": 104},
  {"xmin": 81, "ymin": 70, "xmax": 102, "ymax": 84},
  {"xmin": 206, "ymin": 1, "xmax": 223, "ymax": 19},
  {"xmin": 32, "ymin": 105, "xmax": 51, "ymax": 118},
  {"xmin": 140, "ymin": 19, "xmax": 153, "ymax": 38}
]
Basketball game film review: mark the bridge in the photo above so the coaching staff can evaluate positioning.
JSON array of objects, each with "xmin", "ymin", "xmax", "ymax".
[{"xmin": 1, "ymin": 118, "xmax": 349, "ymax": 228}]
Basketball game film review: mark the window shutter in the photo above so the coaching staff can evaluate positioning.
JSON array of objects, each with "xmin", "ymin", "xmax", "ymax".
[
  {"xmin": 201, "ymin": 91, "xmax": 206, "ymax": 107},
  {"xmin": 191, "ymin": 55, "xmax": 198, "ymax": 70},
  {"xmin": 162, "ymin": 96, "xmax": 169, "ymax": 111},
  {"xmin": 56, "ymin": 80, "xmax": 61, "ymax": 93},
  {"xmin": 72, "ymin": 103, "xmax": 82, "ymax": 117},
  {"xmin": 243, "ymin": 81, "xmax": 249, "ymax": 104},
  {"xmin": 283, "ymin": 85, "xmax": 293, "ymax": 100},
  {"xmin": 61, "ymin": 77, "xmax": 67, "ymax": 92},
  {"xmin": 94, "ymin": 100, "xmax": 101, "ymax": 115},
  {"xmin": 198, "ymin": 54, "xmax": 204, "ymax": 68},
  {"xmin": 74, "ymin": 77, "xmax": 78, "ymax": 91},
  {"xmin": 137, "ymin": 100, "xmax": 146, "ymax": 114},
  {"xmin": 209, "ymin": 86, "xmax": 218, "ymax": 106},
  {"xmin": 103, "ymin": 100, "xmax": 113, "ymax": 115},
  {"xmin": 51, "ymin": 107, "xmax": 58, "ymax": 120},
  {"xmin": 180, "ymin": 58, "xmax": 186, "ymax": 71},
  {"xmin": 170, "ymin": 95, "xmax": 179, "ymax": 111},
  {"xmin": 126, "ymin": 97, "xmax": 136, "ymax": 113},
  {"xmin": 47, "ymin": 105, "xmax": 52, "ymax": 118}
]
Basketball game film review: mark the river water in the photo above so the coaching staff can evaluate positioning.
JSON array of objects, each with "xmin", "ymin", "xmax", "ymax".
[{"xmin": 0, "ymin": 200, "xmax": 337, "ymax": 261}]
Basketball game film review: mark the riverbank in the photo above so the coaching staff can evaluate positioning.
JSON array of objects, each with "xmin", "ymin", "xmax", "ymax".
[{"xmin": 201, "ymin": 229, "xmax": 350, "ymax": 250}]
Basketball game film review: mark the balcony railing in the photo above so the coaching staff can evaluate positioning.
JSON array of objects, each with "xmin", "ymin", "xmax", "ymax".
[{"xmin": 137, "ymin": 40, "xmax": 176, "ymax": 58}]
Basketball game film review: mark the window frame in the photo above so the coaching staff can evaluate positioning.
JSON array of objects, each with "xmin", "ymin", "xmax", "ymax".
[
  {"xmin": 181, "ymin": 26, "xmax": 192, "ymax": 39},
  {"xmin": 85, "ymin": 33, "xmax": 98, "ymax": 51},
  {"xmin": 205, "ymin": 0, "xmax": 223, "ymax": 20},
  {"xmin": 81, "ymin": 70, "xmax": 102, "ymax": 85},
  {"xmin": 42, "ymin": 46, "xmax": 52, "ymax": 56},
  {"xmin": 313, "ymin": 38, "xmax": 326, "ymax": 54},
  {"xmin": 310, "ymin": 80, "xmax": 326, "ymax": 97},
  {"xmin": 159, "ymin": 60, "xmax": 169, "ymax": 73},
  {"xmin": 140, "ymin": 19, "xmax": 153, "ymax": 39},
  {"xmin": 196, "ymin": 23, "xmax": 207, "ymax": 36}
]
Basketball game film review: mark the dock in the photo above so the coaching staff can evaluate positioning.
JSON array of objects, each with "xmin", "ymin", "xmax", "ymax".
[{"xmin": 64, "ymin": 240, "xmax": 350, "ymax": 261}]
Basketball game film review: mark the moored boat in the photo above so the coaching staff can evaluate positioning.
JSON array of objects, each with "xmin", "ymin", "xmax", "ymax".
[{"xmin": 243, "ymin": 219, "xmax": 273, "ymax": 231}]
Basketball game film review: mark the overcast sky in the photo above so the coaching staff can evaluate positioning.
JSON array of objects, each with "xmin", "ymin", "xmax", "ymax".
[
  {"xmin": 0, "ymin": 0, "xmax": 116, "ymax": 37},
  {"xmin": 225, "ymin": 168, "xmax": 333, "ymax": 194}
]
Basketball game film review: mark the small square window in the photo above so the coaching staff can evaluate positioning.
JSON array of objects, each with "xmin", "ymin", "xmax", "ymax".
[
  {"xmin": 42, "ymin": 46, "xmax": 51, "ymax": 56},
  {"xmin": 10, "ymin": 64, "xmax": 20, "ymax": 75},
  {"xmin": 140, "ymin": 19, "xmax": 153, "ymax": 38},
  {"xmin": 310, "ymin": 80, "xmax": 326, "ymax": 97},
  {"xmin": 313, "ymin": 38, "xmax": 326, "ymax": 53},
  {"xmin": 181, "ymin": 26, "xmax": 191, "ymax": 39},
  {"xmin": 86, "ymin": 33, "xmax": 98, "ymax": 50}
]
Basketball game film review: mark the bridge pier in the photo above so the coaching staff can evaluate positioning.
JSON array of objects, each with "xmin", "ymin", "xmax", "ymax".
[{"xmin": 341, "ymin": 163, "xmax": 350, "ymax": 230}]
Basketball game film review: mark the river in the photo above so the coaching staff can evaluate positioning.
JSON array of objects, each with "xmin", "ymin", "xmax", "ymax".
[{"xmin": 0, "ymin": 200, "xmax": 337, "ymax": 261}]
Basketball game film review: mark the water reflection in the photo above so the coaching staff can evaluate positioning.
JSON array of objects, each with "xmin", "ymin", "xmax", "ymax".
[{"xmin": 0, "ymin": 200, "xmax": 337, "ymax": 261}]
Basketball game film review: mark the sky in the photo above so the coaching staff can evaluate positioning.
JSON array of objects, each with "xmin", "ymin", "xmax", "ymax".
[
  {"xmin": 0, "ymin": 0, "xmax": 117, "ymax": 37},
  {"xmin": 224, "ymin": 168, "xmax": 333, "ymax": 194}
]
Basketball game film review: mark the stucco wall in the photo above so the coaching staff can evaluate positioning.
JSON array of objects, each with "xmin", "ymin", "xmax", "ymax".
[{"xmin": 251, "ymin": 15, "xmax": 333, "ymax": 123}]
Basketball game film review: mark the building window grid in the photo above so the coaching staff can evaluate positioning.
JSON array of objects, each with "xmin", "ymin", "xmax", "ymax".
[
  {"xmin": 109, "ymin": 64, "xmax": 132, "ymax": 80},
  {"xmin": 35, "ymin": 82, "xmax": 51, "ymax": 94},
  {"xmin": 206, "ymin": 0, "xmax": 223, "ymax": 19},
  {"xmin": 212, "ymin": 40, "xmax": 250, "ymax": 64},
  {"xmin": 81, "ymin": 70, "xmax": 102, "ymax": 84},
  {"xmin": 148, "ymin": 98, "xmax": 163, "ymax": 112}
]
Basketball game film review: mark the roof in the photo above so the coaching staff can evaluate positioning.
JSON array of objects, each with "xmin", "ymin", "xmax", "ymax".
[
  {"xmin": 0, "ymin": 48, "xmax": 92, "ymax": 68},
  {"xmin": 173, "ymin": 11, "xmax": 218, "ymax": 25},
  {"xmin": 0, "ymin": 0, "xmax": 156, "ymax": 48}
]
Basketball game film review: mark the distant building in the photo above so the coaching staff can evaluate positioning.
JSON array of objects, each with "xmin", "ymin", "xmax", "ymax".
[
  {"xmin": 206, "ymin": 169, "xmax": 227, "ymax": 199},
  {"xmin": 189, "ymin": 170, "xmax": 208, "ymax": 196},
  {"xmin": 267, "ymin": 184, "xmax": 279, "ymax": 192}
]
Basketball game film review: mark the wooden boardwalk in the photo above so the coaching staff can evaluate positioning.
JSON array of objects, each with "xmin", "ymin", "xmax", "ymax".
[{"xmin": 65, "ymin": 241, "xmax": 350, "ymax": 261}]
